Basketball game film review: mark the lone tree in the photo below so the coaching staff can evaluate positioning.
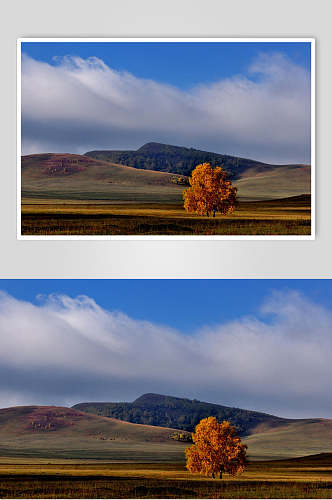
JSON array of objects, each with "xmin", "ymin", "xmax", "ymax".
[
  {"xmin": 185, "ymin": 417, "xmax": 247, "ymax": 479},
  {"xmin": 183, "ymin": 163, "xmax": 237, "ymax": 217}
]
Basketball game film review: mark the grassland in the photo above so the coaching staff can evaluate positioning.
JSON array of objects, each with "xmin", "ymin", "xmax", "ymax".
[
  {"xmin": 21, "ymin": 196, "xmax": 311, "ymax": 236},
  {"xmin": 21, "ymin": 154, "xmax": 185, "ymax": 204},
  {"xmin": 245, "ymin": 419, "xmax": 332, "ymax": 460},
  {"xmin": 21, "ymin": 151, "xmax": 310, "ymax": 203},
  {"xmin": 0, "ymin": 406, "xmax": 186, "ymax": 462},
  {"xmin": 3, "ymin": 404, "xmax": 332, "ymax": 463},
  {"xmin": 2, "ymin": 455, "xmax": 332, "ymax": 498},
  {"xmin": 2, "ymin": 405, "xmax": 332, "ymax": 497},
  {"xmin": 234, "ymin": 164, "xmax": 311, "ymax": 200},
  {"xmin": 20, "ymin": 152, "xmax": 311, "ymax": 236}
]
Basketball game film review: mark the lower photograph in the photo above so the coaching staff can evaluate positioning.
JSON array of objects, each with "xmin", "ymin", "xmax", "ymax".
[{"xmin": 0, "ymin": 278, "xmax": 331, "ymax": 499}]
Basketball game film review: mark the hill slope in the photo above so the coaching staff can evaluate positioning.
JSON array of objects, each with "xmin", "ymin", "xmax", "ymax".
[
  {"xmin": 73, "ymin": 393, "xmax": 290, "ymax": 436},
  {"xmin": 245, "ymin": 419, "xmax": 332, "ymax": 460},
  {"xmin": 86, "ymin": 142, "xmax": 309, "ymax": 180},
  {"xmin": 84, "ymin": 143, "xmax": 310, "ymax": 200},
  {"xmin": 1, "ymin": 402, "xmax": 332, "ymax": 461},
  {"xmin": 0, "ymin": 405, "xmax": 187, "ymax": 460},
  {"xmin": 21, "ymin": 153, "xmax": 185, "ymax": 203},
  {"xmin": 21, "ymin": 147, "xmax": 310, "ymax": 202},
  {"xmin": 85, "ymin": 142, "xmax": 271, "ymax": 178},
  {"xmin": 73, "ymin": 394, "xmax": 332, "ymax": 460}
]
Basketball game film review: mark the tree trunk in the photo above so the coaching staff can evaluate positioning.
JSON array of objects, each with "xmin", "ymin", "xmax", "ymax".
[
  {"xmin": 213, "ymin": 207, "xmax": 216, "ymax": 218},
  {"xmin": 219, "ymin": 466, "xmax": 224, "ymax": 480},
  {"xmin": 211, "ymin": 472, "xmax": 215, "ymax": 479}
]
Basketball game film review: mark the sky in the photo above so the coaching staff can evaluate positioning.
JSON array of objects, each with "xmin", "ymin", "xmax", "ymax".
[
  {"xmin": 1, "ymin": 279, "xmax": 331, "ymax": 419},
  {"xmin": 21, "ymin": 41, "xmax": 312, "ymax": 164}
]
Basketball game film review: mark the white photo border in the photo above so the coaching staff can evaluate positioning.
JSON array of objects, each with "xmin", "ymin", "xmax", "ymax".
[{"xmin": 17, "ymin": 37, "xmax": 316, "ymax": 241}]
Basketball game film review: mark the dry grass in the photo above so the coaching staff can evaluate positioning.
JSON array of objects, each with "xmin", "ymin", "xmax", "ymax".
[
  {"xmin": 245, "ymin": 420, "xmax": 332, "ymax": 460},
  {"xmin": 21, "ymin": 197, "xmax": 311, "ymax": 236},
  {"xmin": 0, "ymin": 405, "xmax": 187, "ymax": 462},
  {"xmin": 1, "ymin": 455, "xmax": 332, "ymax": 498}
]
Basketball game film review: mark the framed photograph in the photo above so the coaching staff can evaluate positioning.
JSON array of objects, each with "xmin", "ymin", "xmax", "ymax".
[{"xmin": 17, "ymin": 38, "xmax": 315, "ymax": 239}]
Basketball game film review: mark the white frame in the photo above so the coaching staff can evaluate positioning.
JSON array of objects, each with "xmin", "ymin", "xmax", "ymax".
[{"xmin": 17, "ymin": 37, "xmax": 315, "ymax": 240}]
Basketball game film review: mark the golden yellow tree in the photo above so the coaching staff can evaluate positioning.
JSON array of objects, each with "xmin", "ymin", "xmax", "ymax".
[
  {"xmin": 185, "ymin": 417, "xmax": 247, "ymax": 479},
  {"xmin": 183, "ymin": 163, "xmax": 237, "ymax": 217}
]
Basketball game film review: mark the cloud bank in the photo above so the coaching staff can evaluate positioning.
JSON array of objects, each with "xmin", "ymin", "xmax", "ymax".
[
  {"xmin": 0, "ymin": 290, "xmax": 330, "ymax": 418},
  {"xmin": 21, "ymin": 52, "xmax": 311, "ymax": 164}
]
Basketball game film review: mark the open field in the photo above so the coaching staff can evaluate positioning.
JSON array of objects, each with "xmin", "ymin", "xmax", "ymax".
[
  {"xmin": 2, "ymin": 455, "xmax": 332, "ymax": 498},
  {"xmin": 21, "ymin": 196, "xmax": 311, "ymax": 236}
]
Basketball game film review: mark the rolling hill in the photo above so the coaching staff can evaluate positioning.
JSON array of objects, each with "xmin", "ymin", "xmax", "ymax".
[
  {"xmin": 84, "ymin": 142, "xmax": 311, "ymax": 200},
  {"xmin": 85, "ymin": 142, "xmax": 276, "ymax": 178},
  {"xmin": 21, "ymin": 153, "xmax": 186, "ymax": 203},
  {"xmin": 0, "ymin": 405, "xmax": 187, "ymax": 461},
  {"xmin": 73, "ymin": 393, "xmax": 291, "ymax": 436},
  {"xmin": 1, "ymin": 399, "xmax": 332, "ymax": 461},
  {"xmin": 73, "ymin": 394, "xmax": 332, "ymax": 460},
  {"xmin": 245, "ymin": 419, "xmax": 332, "ymax": 460},
  {"xmin": 21, "ymin": 144, "xmax": 311, "ymax": 202}
]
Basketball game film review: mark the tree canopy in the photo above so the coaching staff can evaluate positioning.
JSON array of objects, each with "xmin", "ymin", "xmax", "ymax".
[
  {"xmin": 183, "ymin": 163, "xmax": 237, "ymax": 217},
  {"xmin": 185, "ymin": 417, "xmax": 247, "ymax": 479}
]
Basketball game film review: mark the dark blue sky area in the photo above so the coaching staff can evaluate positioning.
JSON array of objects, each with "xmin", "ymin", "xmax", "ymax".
[
  {"xmin": 0, "ymin": 279, "xmax": 328, "ymax": 332},
  {"xmin": 22, "ymin": 41, "xmax": 311, "ymax": 89}
]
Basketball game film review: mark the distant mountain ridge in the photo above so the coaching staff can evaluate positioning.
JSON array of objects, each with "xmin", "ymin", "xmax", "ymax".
[
  {"xmin": 84, "ymin": 142, "xmax": 307, "ymax": 180},
  {"xmin": 73, "ymin": 393, "xmax": 291, "ymax": 436}
]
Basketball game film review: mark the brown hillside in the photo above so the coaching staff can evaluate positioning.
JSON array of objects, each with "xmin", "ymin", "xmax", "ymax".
[
  {"xmin": 0, "ymin": 405, "xmax": 188, "ymax": 461},
  {"xmin": 21, "ymin": 154, "xmax": 186, "ymax": 203}
]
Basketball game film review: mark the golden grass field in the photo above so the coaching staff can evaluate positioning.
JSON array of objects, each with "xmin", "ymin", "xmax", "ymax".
[
  {"xmin": 21, "ymin": 196, "xmax": 311, "ymax": 236},
  {"xmin": 2, "ymin": 455, "xmax": 332, "ymax": 498}
]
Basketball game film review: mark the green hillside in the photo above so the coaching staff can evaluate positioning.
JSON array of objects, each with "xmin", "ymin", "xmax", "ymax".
[
  {"xmin": 85, "ymin": 142, "xmax": 268, "ymax": 177},
  {"xmin": 84, "ymin": 142, "xmax": 309, "ymax": 182},
  {"xmin": 73, "ymin": 393, "xmax": 289, "ymax": 436}
]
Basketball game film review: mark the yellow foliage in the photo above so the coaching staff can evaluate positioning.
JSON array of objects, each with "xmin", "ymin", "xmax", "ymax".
[
  {"xmin": 183, "ymin": 163, "xmax": 237, "ymax": 217},
  {"xmin": 185, "ymin": 417, "xmax": 247, "ymax": 479}
]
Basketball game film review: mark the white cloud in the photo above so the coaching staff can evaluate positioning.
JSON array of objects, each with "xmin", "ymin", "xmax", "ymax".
[
  {"xmin": 0, "ymin": 290, "xmax": 331, "ymax": 418},
  {"xmin": 21, "ymin": 52, "xmax": 311, "ymax": 164}
]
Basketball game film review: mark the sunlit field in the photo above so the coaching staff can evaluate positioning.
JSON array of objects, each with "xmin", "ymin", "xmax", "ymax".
[
  {"xmin": 1, "ymin": 454, "xmax": 332, "ymax": 498},
  {"xmin": 21, "ymin": 196, "xmax": 311, "ymax": 236}
]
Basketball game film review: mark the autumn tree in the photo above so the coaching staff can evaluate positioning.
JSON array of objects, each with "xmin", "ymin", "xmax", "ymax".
[
  {"xmin": 185, "ymin": 417, "xmax": 247, "ymax": 479},
  {"xmin": 183, "ymin": 163, "xmax": 237, "ymax": 217}
]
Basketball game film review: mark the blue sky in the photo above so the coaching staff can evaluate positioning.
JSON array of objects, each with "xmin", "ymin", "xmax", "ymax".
[
  {"xmin": 21, "ymin": 41, "xmax": 312, "ymax": 163},
  {"xmin": 0, "ymin": 279, "xmax": 328, "ymax": 331},
  {"xmin": 22, "ymin": 41, "xmax": 311, "ymax": 90}
]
